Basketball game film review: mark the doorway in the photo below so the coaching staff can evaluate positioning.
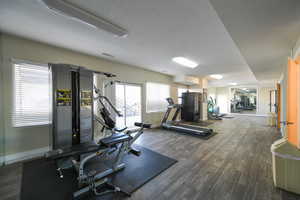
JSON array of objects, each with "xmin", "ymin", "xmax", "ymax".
[
  {"xmin": 230, "ymin": 87, "xmax": 257, "ymax": 114},
  {"xmin": 115, "ymin": 83, "xmax": 142, "ymax": 128}
]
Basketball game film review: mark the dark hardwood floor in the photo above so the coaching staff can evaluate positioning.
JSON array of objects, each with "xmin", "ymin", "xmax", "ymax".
[{"xmin": 1, "ymin": 116, "xmax": 300, "ymax": 200}]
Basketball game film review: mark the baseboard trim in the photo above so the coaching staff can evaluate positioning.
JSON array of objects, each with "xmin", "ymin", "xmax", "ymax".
[
  {"xmin": 230, "ymin": 113, "xmax": 268, "ymax": 117},
  {"xmin": 4, "ymin": 146, "xmax": 50, "ymax": 165}
]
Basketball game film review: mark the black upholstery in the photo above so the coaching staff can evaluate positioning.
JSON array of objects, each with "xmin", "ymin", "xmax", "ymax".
[
  {"xmin": 134, "ymin": 122, "xmax": 152, "ymax": 128},
  {"xmin": 100, "ymin": 133, "xmax": 132, "ymax": 147},
  {"xmin": 47, "ymin": 134, "xmax": 133, "ymax": 160},
  {"xmin": 47, "ymin": 141, "xmax": 103, "ymax": 160}
]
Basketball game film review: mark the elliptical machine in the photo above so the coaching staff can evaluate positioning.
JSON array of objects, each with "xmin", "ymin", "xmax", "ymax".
[{"xmin": 207, "ymin": 97, "xmax": 226, "ymax": 120}]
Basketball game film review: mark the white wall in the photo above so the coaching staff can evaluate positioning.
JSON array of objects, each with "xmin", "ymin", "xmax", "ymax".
[
  {"xmin": 216, "ymin": 87, "xmax": 230, "ymax": 113},
  {"xmin": 208, "ymin": 87, "xmax": 217, "ymax": 100},
  {"xmin": 0, "ymin": 33, "xmax": 184, "ymax": 158},
  {"xmin": 207, "ymin": 87, "xmax": 230, "ymax": 113},
  {"xmin": 257, "ymin": 87, "xmax": 275, "ymax": 115}
]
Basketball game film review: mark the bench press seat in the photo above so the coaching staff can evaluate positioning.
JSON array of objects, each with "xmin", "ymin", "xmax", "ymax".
[
  {"xmin": 100, "ymin": 133, "xmax": 132, "ymax": 147},
  {"xmin": 45, "ymin": 141, "xmax": 104, "ymax": 160},
  {"xmin": 46, "ymin": 133, "xmax": 132, "ymax": 160}
]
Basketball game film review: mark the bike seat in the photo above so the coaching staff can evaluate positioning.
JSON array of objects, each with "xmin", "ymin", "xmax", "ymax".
[{"xmin": 100, "ymin": 133, "xmax": 132, "ymax": 147}]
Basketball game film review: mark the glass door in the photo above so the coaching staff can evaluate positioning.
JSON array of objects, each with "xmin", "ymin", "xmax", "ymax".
[{"xmin": 115, "ymin": 83, "xmax": 142, "ymax": 128}]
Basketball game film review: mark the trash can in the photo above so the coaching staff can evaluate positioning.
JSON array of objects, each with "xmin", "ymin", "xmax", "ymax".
[{"xmin": 271, "ymin": 138, "xmax": 300, "ymax": 194}]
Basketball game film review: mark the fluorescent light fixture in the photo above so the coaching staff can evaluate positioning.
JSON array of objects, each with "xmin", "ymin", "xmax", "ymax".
[
  {"xmin": 101, "ymin": 52, "xmax": 114, "ymax": 58},
  {"xmin": 210, "ymin": 74, "xmax": 223, "ymax": 80},
  {"xmin": 229, "ymin": 82, "xmax": 237, "ymax": 86},
  {"xmin": 41, "ymin": 0, "xmax": 128, "ymax": 37},
  {"xmin": 172, "ymin": 57, "xmax": 198, "ymax": 68}
]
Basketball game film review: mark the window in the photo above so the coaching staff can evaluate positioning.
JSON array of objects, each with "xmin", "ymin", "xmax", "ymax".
[
  {"xmin": 178, "ymin": 88, "xmax": 188, "ymax": 104},
  {"xmin": 146, "ymin": 82, "xmax": 170, "ymax": 113},
  {"xmin": 115, "ymin": 83, "xmax": 142, "ymax": 128},
  {"xmin": 12, "ymin": 61, "xmax": 52, "ymax": 127}
]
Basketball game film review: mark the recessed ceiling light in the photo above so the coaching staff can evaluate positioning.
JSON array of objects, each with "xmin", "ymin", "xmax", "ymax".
[
  {"xmin": 172, "ymin": 57, "xmax": 198, "ymax": 68},
  {"xmin": 210, "ymin": 74, "xmax": 223, "ymax": 80},
  {"xmin": 229, "ymin": 82, "xmax": 237, "ymax": 86}
]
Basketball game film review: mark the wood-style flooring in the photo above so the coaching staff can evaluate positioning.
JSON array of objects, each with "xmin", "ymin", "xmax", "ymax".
[{"xmin": 1, "ymin": 116, "xmax": 300, "ymax": 200}]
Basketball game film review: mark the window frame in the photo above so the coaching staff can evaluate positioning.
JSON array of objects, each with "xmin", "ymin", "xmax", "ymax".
[{"xmin": 11, "ymin": 59, "xmax": 52, "ymax": 128}]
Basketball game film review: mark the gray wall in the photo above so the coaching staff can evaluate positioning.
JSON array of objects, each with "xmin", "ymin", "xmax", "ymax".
[
  {"xmin": 0, "ymin": 33, "xmax": 4, "ymax": 165},
  {"xmin": 1, "ymin": 33, "xmax": 183, "ymax": 156},
  {"xmin": 280, "ymin": 67, "xmax": 287, "ymax": 137}
]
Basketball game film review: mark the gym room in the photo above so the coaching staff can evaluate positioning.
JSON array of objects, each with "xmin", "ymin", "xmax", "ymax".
[{"xmin": 1, "ymin": 0, "xmax": 300, "ymax": 200}]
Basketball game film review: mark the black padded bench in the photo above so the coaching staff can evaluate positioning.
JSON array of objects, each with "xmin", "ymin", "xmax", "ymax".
[
  {"xmin": 100, "ymin": 133, "xmax": 132, "ymax": 147},
  {"xmin": 46, "ymin": 133, "xmax": 133, "ymax": 160}
]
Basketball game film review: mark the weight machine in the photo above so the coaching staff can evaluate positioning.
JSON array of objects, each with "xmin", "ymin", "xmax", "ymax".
[{"xmin": 46, "ymin": 63, "xmax": 151, "ymax": 199}]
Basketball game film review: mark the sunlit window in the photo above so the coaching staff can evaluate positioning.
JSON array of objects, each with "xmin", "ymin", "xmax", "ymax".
[
  {"xmin": 146, "ymin": 82, "xmax": 170, "ymax": 113},
  {"xmin": 12, "ymin": 62, "xmax": 52, "ymax": 127}
]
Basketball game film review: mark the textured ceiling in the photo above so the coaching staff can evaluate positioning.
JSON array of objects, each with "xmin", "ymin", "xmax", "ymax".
[
  {"xmin": 1, "ymin": 0, "xmax": 298, "ymax": 87},
  {"xmin": 209, "ymin": 0, "xmax": 300, "ymax": 83},
  {"xmin": 0, "ymin": 0, "xmax": 258, "ymax": 86}
]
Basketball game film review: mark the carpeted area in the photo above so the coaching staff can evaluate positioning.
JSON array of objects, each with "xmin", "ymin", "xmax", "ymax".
[{"xmin": 20, "ymin": 145, "xmax": 177, "ymax": 200}]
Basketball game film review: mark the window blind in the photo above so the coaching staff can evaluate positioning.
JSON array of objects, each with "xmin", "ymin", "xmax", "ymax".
[
  {"xmin": 12, "ymin": 61, "xmax": 52, "ymax": 127},
  {"xmin": 146, "ymin": 82, "xmax": 170, "ymax": 113}
]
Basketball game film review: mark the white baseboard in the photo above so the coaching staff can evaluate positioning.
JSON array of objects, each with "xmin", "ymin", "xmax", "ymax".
[
  {"xmin": 4, "ymin": 146, "xmax": 50, "ymax": 165},
  {"xmin": 230, "ymin": 113, "xmax": 268, "ymax": 117}
]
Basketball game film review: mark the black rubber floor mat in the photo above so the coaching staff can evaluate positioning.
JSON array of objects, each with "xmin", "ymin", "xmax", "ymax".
[{"xmin": 20, "ymin": 145, "xmax": 177, "ymax": 200}]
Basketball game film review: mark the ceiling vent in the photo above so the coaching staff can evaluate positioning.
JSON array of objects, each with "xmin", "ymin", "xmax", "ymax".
[{"xmin": 173, "ymin": 75, "xmax": 199, "ymax": 86}]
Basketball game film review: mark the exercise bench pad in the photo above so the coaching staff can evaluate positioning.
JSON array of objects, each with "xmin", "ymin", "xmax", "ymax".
[{"xmin": 100, "ymin": 133, "xmax": 132, "ymax": 147}]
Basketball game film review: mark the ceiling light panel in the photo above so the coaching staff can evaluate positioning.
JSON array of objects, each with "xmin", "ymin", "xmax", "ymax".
[
  {"xmin": 41, "ymin": 0, "xmax": 128, "ymax": 37},
  {"xmin": 210, "ymin": 74, "xmax": 223, "ymax": 79},
  {"xmin": 172, "ymin": 57, "xmax": 198, "ymax": 68}
]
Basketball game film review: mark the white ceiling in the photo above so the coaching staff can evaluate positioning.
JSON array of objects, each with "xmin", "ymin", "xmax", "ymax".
[
  {"xmin": 1, "ymin": 0, "xmax": 298, "ymax": 87},
  {"xmin": 0, "ymin": 0, "xmax": 259, "ymax": 86},
  {"xmin": 209, "ymin": 0, "xmax": 300, "ymax": 84}
]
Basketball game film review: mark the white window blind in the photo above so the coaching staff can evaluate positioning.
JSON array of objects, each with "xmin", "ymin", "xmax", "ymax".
[
  {"xmin": 12, "ymin": 61, "xmax": 52, "ymax": 127},
  {"xmin": 146, "ymin": 82, "xmax": 170, "ymax": 113}
]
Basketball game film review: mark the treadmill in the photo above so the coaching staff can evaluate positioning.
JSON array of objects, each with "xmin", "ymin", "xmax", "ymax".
[{"xmin": 161, "ymin": 98, "xmax": 213, "ymax": 137}]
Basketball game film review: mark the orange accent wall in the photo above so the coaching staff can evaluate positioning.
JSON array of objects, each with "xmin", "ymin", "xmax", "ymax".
[{"xmin": 287, "ymin": 58, "xmax": 300, "ymax": 148}]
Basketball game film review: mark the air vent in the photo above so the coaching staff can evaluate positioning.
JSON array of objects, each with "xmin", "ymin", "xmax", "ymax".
[{"xmin": 173, "ymin": 75, "xmax": 199, "ymax": 85}]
